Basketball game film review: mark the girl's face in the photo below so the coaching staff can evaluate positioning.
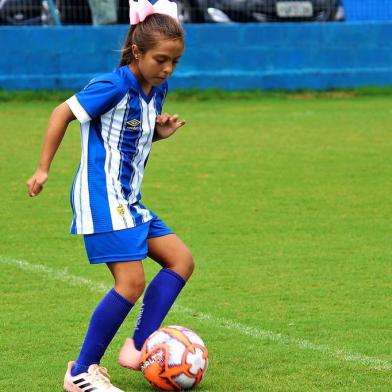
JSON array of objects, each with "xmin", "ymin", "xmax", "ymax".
[{"xmin": 131, "ymin": 38, "xmax": 184, "ymax": 94}]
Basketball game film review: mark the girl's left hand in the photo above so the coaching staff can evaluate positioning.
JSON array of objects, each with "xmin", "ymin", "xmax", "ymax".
[{"xmin": 155, "ymin": 113, "xmax": 186, "ymax": 140}]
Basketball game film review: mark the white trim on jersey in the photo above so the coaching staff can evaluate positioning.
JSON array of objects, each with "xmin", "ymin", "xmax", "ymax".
[
  {"xmin": 73, "ymin": 122, "xmax": 94, "ymax": 233},
  {"xmin": 133, "ymin": 203, "xmax": 152, "ymax": 223},
  {"xmin": 100, "ymin": 93, "xmax": 136, "ymax": 231},
  {"xmin": 128, "ymin": 96, "xmax": 156, "ymax": 204},
  {"xmin": 71, "ymin": 166, "xmax": 82, "ymax": 232},
  {"xmin": 66, "ymin": 95, "xmax": 92, "ymax": 124}
]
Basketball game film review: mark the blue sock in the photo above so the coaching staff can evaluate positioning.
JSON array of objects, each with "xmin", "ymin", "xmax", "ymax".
[
  {"xmin": 71, "ymin": 288, "xmax": 133, "ymax": 377},
  {"xmin": 133, "ymin": 269, "xmax": 186, "ymax": 350}
]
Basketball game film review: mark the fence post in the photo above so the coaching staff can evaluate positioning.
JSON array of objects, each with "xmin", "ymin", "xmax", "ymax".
[{"xmin": 46, "ymin": 0, "xmax": 61, "ymax": 25}]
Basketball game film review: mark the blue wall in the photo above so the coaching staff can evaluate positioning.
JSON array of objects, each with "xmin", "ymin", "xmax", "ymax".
[
  {"xmin": 343, "ymin": 0, "xmax": 392, "ymax": 21},
  {"xmin": 1, "ymin": 22, "xmax": 392, "ymax": 91}
]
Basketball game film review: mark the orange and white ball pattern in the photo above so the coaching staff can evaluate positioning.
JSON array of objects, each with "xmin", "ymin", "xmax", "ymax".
[{"xmin": 141, "ymin": 326, "xmax": 208, "ymax": 391}]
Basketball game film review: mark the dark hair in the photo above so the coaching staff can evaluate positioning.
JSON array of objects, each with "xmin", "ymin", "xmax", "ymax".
[{"xmin": 120, "ymin": 13, "xmax": 185, "ymax": 66}]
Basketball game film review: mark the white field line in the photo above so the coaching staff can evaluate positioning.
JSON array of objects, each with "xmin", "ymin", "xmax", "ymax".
[{"xmin": 1, "ymin": 256, "xmax": 391, "ymax": 371}]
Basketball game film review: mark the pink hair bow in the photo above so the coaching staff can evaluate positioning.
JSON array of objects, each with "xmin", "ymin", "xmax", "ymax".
[{"xmin": 129, "ymin": 0, "xmax": 179, "ymax": 25}]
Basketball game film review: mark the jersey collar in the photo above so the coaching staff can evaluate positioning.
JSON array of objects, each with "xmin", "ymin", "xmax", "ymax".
[{"xmin": 124, "ymin": 65, "xmax": 157, "ymax": 103}]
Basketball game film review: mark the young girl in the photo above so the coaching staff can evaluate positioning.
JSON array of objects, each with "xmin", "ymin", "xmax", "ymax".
[{"xmin": 27, "ymin": 1, "xmax": 194, "ymax": 391}]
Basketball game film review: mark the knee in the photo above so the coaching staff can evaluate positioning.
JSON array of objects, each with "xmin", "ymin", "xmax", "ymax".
[
  {"xmin": 130, "ymin": 276, "xmax": 146, "ymax": 300},
  {"xmin": 178, "ymin": 250, "xmax": 195, "ymax": 281},
  {"xmin": 115, "ymin": 276, "xmax": 145, "ymax": 303},
  {"xmin": 186, "ymin": 252, "xmax": 195, "ymax": 277}
]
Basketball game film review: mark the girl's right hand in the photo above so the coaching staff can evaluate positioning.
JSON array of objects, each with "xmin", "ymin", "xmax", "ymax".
[{"xmin": 27, "ymin": 168, "xmax": 49, "ymax": 197}]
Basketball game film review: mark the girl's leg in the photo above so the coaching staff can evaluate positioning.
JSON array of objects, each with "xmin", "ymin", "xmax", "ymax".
[
  {"xmin": 72, "ymin": 261, "xmax": 144, "ymax": 376},
  {"xmin": 132, "ymin": 234, "xmax": 194, "ymax": 350},
  {"xmin": 107, "ymin": 260, "xmax": 146, "ymax": 303},
  {"xmin": 147, "ymin": 234, "xmax": 195, "ymax": 280}
]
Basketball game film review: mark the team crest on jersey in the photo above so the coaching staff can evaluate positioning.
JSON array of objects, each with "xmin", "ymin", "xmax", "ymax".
[
  {"xmin": 116, "ymin": 204, "xmax": 125, "ymax": 216},
  {"xmin": 126, "ymin": 119, "xmax": 141, "ymax": 131}
]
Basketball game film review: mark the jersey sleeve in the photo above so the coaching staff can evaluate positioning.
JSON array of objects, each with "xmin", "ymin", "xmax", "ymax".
[{"xmin": 66, "ymin": 76, "xmax": 125, "ymax": 123}]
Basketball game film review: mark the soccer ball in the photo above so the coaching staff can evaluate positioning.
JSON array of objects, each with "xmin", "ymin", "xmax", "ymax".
[{"xmin": 141, "ymin": 326, "xmax": 208, "ymax": 391}]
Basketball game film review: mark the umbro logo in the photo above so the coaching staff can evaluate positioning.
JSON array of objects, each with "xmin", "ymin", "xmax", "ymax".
[{"xmin": 126, "ymin": 119, "xmax": 141, "ymax": 131}]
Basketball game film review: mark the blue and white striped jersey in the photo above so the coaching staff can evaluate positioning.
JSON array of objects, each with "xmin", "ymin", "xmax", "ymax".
[{"xmin": 66, "ymin": 65, "xmax": 168, "ymax": 234}]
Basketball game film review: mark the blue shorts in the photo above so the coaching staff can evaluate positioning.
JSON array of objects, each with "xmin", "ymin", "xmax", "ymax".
[{"xmin": 83, "ymin": 214, "xmax": 173, "ymax": 264}]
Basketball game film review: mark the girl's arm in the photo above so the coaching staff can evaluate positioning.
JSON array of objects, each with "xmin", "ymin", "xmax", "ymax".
[
  {"xmin": 27, "ymin": 102, "xmax": 76, "ymax": 197},
  {"xmin": 153, "ymin": 112, "xmax": 186, "ymax": 142}
]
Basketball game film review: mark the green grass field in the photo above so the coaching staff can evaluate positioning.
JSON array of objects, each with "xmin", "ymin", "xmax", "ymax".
[{"xmin": 0, "ymin": 91, "xmax": 391, "ymax": 391}]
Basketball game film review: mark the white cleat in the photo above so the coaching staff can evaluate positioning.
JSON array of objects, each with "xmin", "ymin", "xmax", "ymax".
[{"xmin": 64, "ymin": 361, "xmax": 124, "ymax": 392}]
